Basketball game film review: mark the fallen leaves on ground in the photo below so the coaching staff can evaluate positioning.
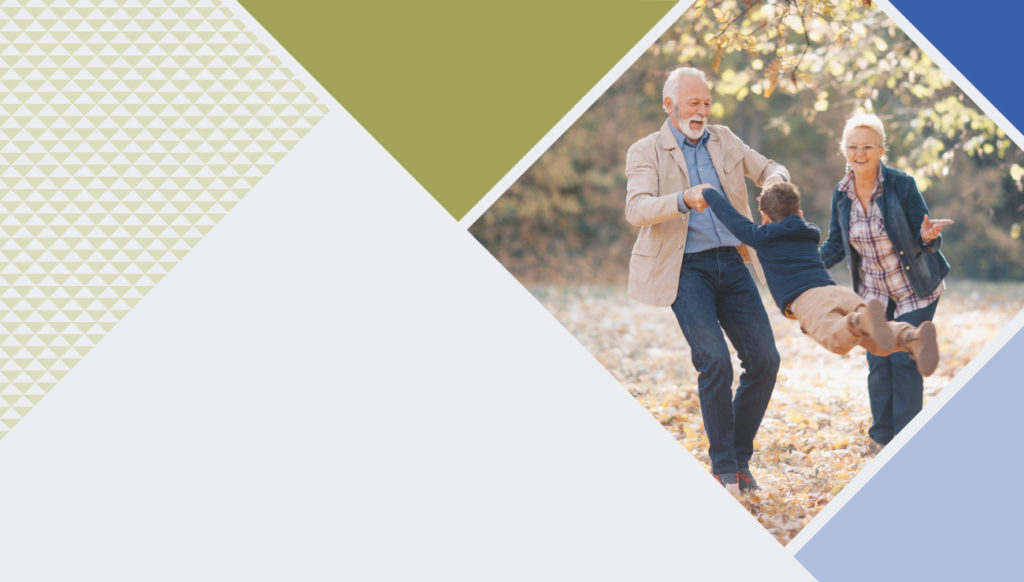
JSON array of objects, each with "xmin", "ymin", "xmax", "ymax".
[{"xmin": 532, "ymin": 280, "xmax": 1024, "ymax": 545}]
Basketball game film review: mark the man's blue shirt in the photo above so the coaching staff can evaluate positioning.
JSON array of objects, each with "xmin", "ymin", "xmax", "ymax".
[{"xmin": 669, "ymin": 122, "xmax": 743, "ymax": 253}]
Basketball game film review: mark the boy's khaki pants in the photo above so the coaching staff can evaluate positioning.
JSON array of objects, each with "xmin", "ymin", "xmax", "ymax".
[{"xmin": 789, "ymin": 286, "xmax": 913, "ymax": 356}]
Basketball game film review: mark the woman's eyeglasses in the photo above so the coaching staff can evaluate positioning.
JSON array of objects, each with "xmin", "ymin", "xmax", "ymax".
[{"xmin": 845, "ymin": 144, "xmax": 882, "ymax": 154}]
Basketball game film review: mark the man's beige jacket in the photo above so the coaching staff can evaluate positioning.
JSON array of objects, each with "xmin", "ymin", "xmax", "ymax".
[{"xmin": 625, "ymin": 120, "xmax": 789, "ymax": 306}]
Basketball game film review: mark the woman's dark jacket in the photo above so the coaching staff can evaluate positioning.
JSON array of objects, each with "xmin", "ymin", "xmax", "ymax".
[{"xmin": 819, "ymin": 164, "xmax": 950, "ymax": 298}]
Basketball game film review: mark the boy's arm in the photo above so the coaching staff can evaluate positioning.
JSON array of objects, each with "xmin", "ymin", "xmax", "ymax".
[{"xmin": 700, "ymin": 188, "xmax": 767, "ymax": 248}]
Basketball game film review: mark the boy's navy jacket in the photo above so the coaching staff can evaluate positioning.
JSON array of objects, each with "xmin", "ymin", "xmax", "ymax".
[{"xmin": 702, "ymin": 188, "xmax": 835, "ymax": 313}]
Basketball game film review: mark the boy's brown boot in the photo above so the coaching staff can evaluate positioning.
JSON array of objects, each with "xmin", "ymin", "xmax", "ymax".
[
  {"xmin": 850, "ymin": 299, "xmax": 894, "ymax": 353},
  {"xmin": 898, "ymin": 321, "xmax": 939, "ymax": 377}
]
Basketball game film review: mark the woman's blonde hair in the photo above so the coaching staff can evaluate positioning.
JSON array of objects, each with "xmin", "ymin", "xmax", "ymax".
[{"xmin": 840, "ymin": 113, "xmax": 887, "ymax": 152}]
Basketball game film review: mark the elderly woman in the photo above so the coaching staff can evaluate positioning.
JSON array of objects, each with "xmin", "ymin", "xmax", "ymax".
[{"xmin": 820, "ymin": 113, "xmax": 953, "ymax": 446}]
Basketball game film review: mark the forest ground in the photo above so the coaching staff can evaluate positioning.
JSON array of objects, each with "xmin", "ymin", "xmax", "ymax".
[{"xmin": 531, "ymin": 279, "xmax": 1024, "ymax": 544}]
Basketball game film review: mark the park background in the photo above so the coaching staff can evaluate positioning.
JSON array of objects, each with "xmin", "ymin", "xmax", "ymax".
[{"xmin": 470, "ymin": 0, "xmax": 1024, "ymax": 543}]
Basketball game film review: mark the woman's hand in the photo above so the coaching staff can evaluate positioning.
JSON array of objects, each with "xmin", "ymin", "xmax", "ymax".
[{"xmin": 921, "ymin": 214, "xmax": 954, "ymax": 243}]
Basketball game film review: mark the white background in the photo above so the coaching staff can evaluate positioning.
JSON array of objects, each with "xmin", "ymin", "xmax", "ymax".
[{"xmin": 0, "ymin": 111, "xmax": 814, "ymax": 580}]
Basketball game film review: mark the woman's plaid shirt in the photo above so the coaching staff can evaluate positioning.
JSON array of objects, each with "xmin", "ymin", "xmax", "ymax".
[{"xmin": 840, "ymin": 170, "xmax": 943, "ymax": 318}]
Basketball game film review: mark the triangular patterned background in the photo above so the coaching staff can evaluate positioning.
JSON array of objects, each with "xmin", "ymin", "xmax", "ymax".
[{"xmin": 0, "ymin": 0, "xmax": 327, "ymax": 435}]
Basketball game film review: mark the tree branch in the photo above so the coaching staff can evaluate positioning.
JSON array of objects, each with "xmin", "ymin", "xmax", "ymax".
[{"xmin": 712, "ymin": 0, "xmax": 765, "ymax": 43}]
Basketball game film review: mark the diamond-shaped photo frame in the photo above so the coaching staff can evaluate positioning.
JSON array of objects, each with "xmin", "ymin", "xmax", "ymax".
[{"xmin": 469, "ymin": 0, "xmax": 1024, "ymax": 544}]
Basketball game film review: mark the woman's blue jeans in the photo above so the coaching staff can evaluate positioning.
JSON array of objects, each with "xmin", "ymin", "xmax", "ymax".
[
  {"xmin": 866, "ymin": 297, "xmax": 939, "ymax": 445},
  {"xmin": 670, "ymin": 247, "xmax": 779, "ymax": 475}
]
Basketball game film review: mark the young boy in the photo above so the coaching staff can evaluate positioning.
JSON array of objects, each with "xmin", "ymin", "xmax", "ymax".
[{"xmin": 683, "ymin": 183, "xmax": 939, "ymax": 376}]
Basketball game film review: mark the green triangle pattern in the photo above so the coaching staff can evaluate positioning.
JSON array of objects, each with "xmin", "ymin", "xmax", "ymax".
[{"xmin": 0, "ymin": 0, "xmax": 328, "ymax": 436}]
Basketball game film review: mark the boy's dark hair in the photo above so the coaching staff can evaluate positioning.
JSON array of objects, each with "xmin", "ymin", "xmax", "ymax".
[{"xmin": 758, "ymin": 182, "xmax": 802, "ymax": 222}]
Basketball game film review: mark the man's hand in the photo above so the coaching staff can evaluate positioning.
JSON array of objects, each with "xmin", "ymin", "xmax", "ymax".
[
  {"xmin": 682, "ymin": 184, "xmax": 711, "ymax": 212},
  {"xmin": 921, "ymin": 214, "xmax": 954, "ymax": 243},
  {"xmin": 761, "ymin": 173, "xmax": 786, "ymax": 189}
]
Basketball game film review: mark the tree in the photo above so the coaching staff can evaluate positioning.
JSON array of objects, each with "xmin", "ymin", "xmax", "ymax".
[
  {"xmin": 471, "ymin": 0, "xmax": 1024, "ymax": 282},
  {"xmin": 690, "ymin": 0, "xmax": 1019, "ymax": 193}
]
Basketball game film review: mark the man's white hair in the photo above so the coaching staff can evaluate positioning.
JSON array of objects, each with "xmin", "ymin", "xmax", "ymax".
[
  {"xmin": 662, "ymin": 67, "xmax": 708, "ymax": 114},
  {"xmin": 840, "ymin": 112, "xmax": 887, "ymax": 150}
]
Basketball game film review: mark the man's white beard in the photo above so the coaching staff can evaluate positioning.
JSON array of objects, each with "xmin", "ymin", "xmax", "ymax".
[{"xmin": 681, "ymin": 115, "xmax": 706, "ymax": 141}]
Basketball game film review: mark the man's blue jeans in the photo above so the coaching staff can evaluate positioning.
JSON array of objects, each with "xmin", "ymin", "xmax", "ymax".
[
  {"xmin": 866, "ymin": 297, "xmax": 939, "ymax": 445},
  {"xmin": 670, "ymin": 247, "xmax": 779, "ymax": 475}
]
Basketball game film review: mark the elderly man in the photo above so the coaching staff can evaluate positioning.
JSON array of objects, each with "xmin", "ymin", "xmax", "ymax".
[{"xmin": 625, "ymin": 67, "xmax": 789, "ymax": 494}]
